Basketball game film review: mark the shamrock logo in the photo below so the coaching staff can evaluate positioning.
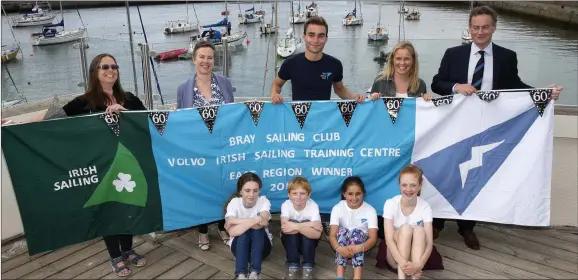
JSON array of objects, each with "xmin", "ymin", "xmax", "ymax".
[
  {"xmin": 83, "ymin": 143, "xmax": 148, "ymax": 208},
  {"xmin": 113, "ymin": 173, "xmax": 136, "ymax": 193}
]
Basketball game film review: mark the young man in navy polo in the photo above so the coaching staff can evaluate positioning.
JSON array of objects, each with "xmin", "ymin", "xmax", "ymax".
[
  {"xmin": 270, "ymin": 16, "xmax": 364, "ymax": 103},
  {"xmin": 270, "ymin": 16, "xmax": 365, "ymax": 237}
]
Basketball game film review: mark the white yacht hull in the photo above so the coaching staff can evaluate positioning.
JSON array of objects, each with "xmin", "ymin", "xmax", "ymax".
[
  {"xmin": 289, "ymin": 14, "xmax": 306, "ymax": 24},
  {"xmin": 1, "ymin": 99, "xmax": 25, "ymax": 108},
  {"xmin": 239, "ymin": 14, "xmax": 263, "ymax": 24},
  {"xmin": 277, "ymin": 38, "xmax": 301, "ymax": 58},
  {"xmin": 164, "ymin": 23, "xmax": 199, "ymax": 34},
  {"xmin": 188, "ymin": 31, "xmax": 247, "ymax": 53},
  {"xmin": 12, "ymin": 14, "xmax": 55, "ymax": 27},
  {"xmin": 260, "ymin": 24, "xmax": 277, "ymax": 34},
  {"xmin": 367, "ymin": 30, "xmax": 388, "ymax": 41},
  {"xmin": 461, "ymin": 29, "xmax": 472, "ymax": 44},
  {"xmin": 343, "ymin": 17, "xmax": 363, "ymax": 26},
  {"xmin": 30, "ymin": 29, "xmax": 86, "ymax": 46},
  {"xmin": 406, "ymin": 14, "xmax": 421, "ymax": 20}
]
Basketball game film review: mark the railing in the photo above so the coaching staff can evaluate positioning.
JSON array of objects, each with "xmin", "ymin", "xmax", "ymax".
[{"xmin": 1, "ymin": 37, "xmax": 577, "ymax": 112}]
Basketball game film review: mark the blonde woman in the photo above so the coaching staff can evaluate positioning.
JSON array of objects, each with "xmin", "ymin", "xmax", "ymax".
[{"xmin": 369, "ymin": 42, "xmax": 431, "ymax": 100}]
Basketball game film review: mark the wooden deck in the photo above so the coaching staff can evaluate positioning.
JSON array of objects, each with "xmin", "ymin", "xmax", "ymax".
[{"xmin": 2, "ymin": 218, "xmax": 577, "ymax": 279}]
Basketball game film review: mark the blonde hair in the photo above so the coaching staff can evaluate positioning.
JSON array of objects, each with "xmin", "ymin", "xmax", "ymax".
[
  {"xmin": 377, "ymin": 41, "xmax": 420, "ymax": 93},
  {"xmin": 287, "ymin": 176, "xmax": 311, "ymax": 194}
]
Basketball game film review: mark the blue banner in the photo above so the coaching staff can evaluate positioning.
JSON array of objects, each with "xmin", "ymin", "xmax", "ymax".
[{"xmin": 151, "ymin": 100, "xmax": 415, "ymax": 231}]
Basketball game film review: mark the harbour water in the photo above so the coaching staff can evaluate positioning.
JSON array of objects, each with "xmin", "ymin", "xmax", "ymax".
[{"xmin": 1, "ymin": 1, "xmax": 577, "ymax": 106}]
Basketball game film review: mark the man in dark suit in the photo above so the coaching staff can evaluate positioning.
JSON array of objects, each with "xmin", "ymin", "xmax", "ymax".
[{"xmin": 431, "ymin": 5, "xmax": 562, "ymax": 250}]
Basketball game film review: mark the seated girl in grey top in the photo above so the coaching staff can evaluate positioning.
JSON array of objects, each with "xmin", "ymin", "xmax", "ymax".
[{"xmin": 369, "ymin": 41, "xmax": 432, "ymax": 100}]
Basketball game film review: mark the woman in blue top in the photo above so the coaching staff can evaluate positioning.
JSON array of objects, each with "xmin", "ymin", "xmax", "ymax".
[
  {"xmin": 177, "ymin": 41, "xmax": 235, "ymax": 108},
  {"xmin": 176, "ymin": 41, "xmax": 235, "ymax": 250}
]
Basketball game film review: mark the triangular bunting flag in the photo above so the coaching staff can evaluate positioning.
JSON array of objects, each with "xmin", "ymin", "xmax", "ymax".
[
  {"xmin": 197, "ymin": 105, "xmax": 219, "ymax": 133},
  {"xmin": 100, "ymin": 113, "xmax": 120, "ymax": 136},
  {"xmin": 244, "ymin": 101, "xmax": 265, "ymax": 126},
  {"xmin": 42, "ymin": 95, "xmax": 66, "ymax": 120},
  {"xmin": 477, "ymin": 90, "xmax": 500, "ymax": 102},
  {"xmin": 291, "ymin": 102, "xmax": 312, "ymax": 129},
  {"xmin": 383, "ymin": 98, "xmax": 404, "ymax": 124},
  {"xmin": 337, "ymin": 101, "xmax": 357, "ymax": 127},
  {"xmin": 432, "ymin": 95, "xmax": 454, "ymax": 107},
  {"xmin": 148, "ymin": 112, "xmax": 170, "ymax": 135},
  {"xmin": 529, "ymin": 89, "xmax": 552, "ymax": 117}
]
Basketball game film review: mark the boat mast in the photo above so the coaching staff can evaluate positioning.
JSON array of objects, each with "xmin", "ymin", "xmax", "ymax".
[
  {"xmin": 186, "ymin": 0, "xmax": 189, "ymax": 22},
  {"xmin": 288, "ymin": 0, "xmax": 295, "ymax": 24},
  {"xmin": 192, "ymin": 2, "xmax": 200, "ymax": 27},
  {"xmin": 298, "ymin": 0, "xmax": 301, "ymax": 14},
  {"xmin": 2, "ymin": 62, "xmax": 26, "ymax": 105},
  {"xmin": 125, "ymin": 1, "xmax": 139, "ymax": 96},
  {"xmin": 274, "ymin": 0, "xmax": 278, "ymax": 53},
  {"xmin": 1, "ymin": 4, "xmax": 23, "ymax": 59},
  {"xmin": 60, "ymin": 1, "xmax": 64, "ymax": 31},
  {"xmin": 378, "ymin": 3, "xmax": 381, "ymax": 27},
  {"xmin": 136, "ymin": 5, "xmax": 164, "ymax": 104},
  {"xmin": 262, "ymin": 0, "xmax": 277, "ymax": 95}
]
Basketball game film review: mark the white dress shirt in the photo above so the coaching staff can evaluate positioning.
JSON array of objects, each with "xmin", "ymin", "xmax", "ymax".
[
  {"xmin": 452, "ymin": 42, "xmax": 494, "ymax": 93},
  {"xmin": 467, "ymin": 42, "xmax": 494, "ymax": 91}
]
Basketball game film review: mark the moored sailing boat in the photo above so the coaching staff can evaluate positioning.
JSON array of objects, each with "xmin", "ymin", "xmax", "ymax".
[
  {"xmin": 2, "ymin": 5, "xmax": 23, "ymax": 62},
  {"xmin": 342, "ymin": 0, "xmax": 363, "ymax": 26},
  {"xmin": 368, "ymin": 4, "xmax": 388, "ymax": 41},
  {"xmin": 11, "ymin": 3, "xmax": 56, "ymax": 27},
  {"xmin": 163, "ymin": 1, "xmax": 199, "ymax": 34},
  {"xmin": 29, "ymin": 2, "xmax": 86, "ymax": 46}
]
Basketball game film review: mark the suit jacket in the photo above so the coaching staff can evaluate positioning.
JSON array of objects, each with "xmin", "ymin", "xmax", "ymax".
[
  {"xmin": 176, "ymin": 72, "xmax": 235, "ymax": 109},
  {"xmin": 431, "ymin": 43, "xmax": 531, "ymax": 96}
]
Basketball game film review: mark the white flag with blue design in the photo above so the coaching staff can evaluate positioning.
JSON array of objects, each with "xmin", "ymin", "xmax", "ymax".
[{"xmin": 413, "ymin": 91, "xmax": 553, "ymax": 226}]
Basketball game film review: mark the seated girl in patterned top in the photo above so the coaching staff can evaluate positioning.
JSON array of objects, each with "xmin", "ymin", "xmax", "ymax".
[{"xmin": 329, "ymin": 176, "xmax": 378, "ymax": 280}]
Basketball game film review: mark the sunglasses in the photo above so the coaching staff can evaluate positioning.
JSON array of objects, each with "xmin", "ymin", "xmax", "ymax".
[{"xmin": 97, "ymin": 64, "xmax": 119, "ymax": 70}]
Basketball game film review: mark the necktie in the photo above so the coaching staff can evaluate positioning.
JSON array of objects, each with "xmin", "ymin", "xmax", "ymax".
[{"xmin": 472, "ymin": 50, "xmax": 485, "ymax": 90}]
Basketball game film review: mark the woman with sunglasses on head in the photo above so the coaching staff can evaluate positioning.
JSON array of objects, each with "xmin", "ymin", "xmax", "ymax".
[
  {"xmin": 176, "ymin": 40, "xmax": 235, "ymax": 251},
  {"xmin": 63, "ymin": 53, "xmax": 147, "ymax": 277}
]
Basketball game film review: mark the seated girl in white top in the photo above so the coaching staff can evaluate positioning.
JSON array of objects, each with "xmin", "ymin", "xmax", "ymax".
[
  {"xmin": 383, "ymin": 164, "xmax": 433, "ymax": 279},
  {"xmin": 329, "ymin": 176, "xmax": 378, "ymax": 280},
  {"xmin": 224, "ymin": 172, "xmax": 272, "ymax": 280},
  {"xmin": 280, "ymin": 176, "xmax": 322, "ymax": 279}
]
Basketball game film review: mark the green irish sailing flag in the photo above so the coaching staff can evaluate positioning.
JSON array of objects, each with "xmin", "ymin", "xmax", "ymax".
[{"xmin": 1, "ymin": 112, "xmax": 162, "ymax": 255}]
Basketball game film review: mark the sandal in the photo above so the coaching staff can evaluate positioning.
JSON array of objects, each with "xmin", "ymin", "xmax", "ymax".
[
  {"xmin": 198, "ymin": 234, "xmax": 211, "ymax": 251},
  {"xmin": 218, "ymin": 230, "xmax": 231, "ymax": 245},
  {"xmin": 110, "ymin": 256, "xmax": 131, "ymax": 277},
  {"xmin": 122, "ymin": 249, "xmax": 146, "ymax": 267}
]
